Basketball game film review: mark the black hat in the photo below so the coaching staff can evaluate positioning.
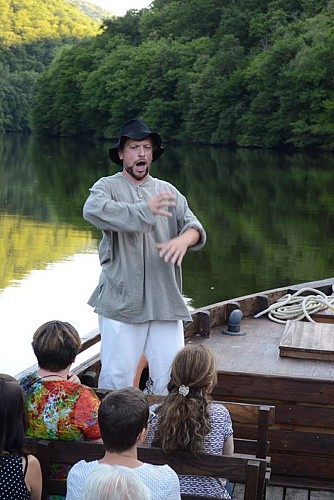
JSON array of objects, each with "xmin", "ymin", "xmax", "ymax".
[{"xmin": 109, "ymin": 118, "xmax": 164, "ymax": 166}]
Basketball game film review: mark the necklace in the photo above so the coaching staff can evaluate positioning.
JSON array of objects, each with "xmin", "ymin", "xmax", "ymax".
[
  {"xmin": 36, "ymin": 372, "xmax": 66, "ymax": 381},
  {"xmin": 25, "ymin": 373, "xmax": 66, "ymax": 390}
]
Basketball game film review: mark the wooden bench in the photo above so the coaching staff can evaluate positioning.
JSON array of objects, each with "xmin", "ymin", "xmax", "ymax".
[
  {"xmin": 95, "ymin": 389, "xmax": 275, "ymax": 461},
  {"xmin": 213, "ymin": 370, "xmax": 334, "ymax": 492},
  {"xmin": 95, "ymin": 390, "xmax": 274, "ymax": 498},
  {"xmin": 145, "ymin": 396, "xmax": 274, "ymax": 499},
  {"xmin": 214, "ymin": 400, "xmax": 274, "ymax": 461},
  {"xmin": 25, "ymin": 437, "xmax": 269, "ymax": 500}
]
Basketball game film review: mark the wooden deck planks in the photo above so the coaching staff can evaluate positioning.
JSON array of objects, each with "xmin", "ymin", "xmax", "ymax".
[
  {"xmin": 190, "ymin": 317, "xmax": 334, "ymax": 380},
  {"xmin": 232, "ymin": 484, "xmax": 334, "ymax": 499},
  {"xmin": 309, "ymin": 492, "xmax": 334, "ymax": 499},
  {"xmin": 284, "ymin": 489, "xmax": 309, "ymax": 499},
  {"xmin": 279, "ymin": 320, "xmax": 334, "ymax": 361}
]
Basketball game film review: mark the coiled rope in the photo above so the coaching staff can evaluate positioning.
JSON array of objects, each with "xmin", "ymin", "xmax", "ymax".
[{"xmin": 254, "ymin": 286, "xmax": 334, "ymax": 324}]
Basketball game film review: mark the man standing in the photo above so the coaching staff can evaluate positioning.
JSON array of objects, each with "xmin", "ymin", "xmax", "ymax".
[{"xmin": 83, "ymin": 118, "xmax": 206, "ymax": 394}]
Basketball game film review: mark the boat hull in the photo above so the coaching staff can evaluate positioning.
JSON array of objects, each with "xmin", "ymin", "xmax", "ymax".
[{"xmin": 17, "ymin": 277, "xmax": 334, "ymax": 491}]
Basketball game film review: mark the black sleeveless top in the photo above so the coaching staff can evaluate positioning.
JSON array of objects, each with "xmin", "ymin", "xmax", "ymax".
[{"xmin": 0, "ymin": 454, "xmax": 30, "ymax": 499}]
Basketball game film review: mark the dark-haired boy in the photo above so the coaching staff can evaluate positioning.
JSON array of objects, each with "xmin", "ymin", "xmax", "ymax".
[{"xmin": 65, "ymin": 387, "xmax": 181, "ymax": 500}]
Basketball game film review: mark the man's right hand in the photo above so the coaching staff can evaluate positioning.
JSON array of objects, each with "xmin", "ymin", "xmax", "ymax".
[{"xmin": 147, "ymin": 191, "xmax": 176, "ymax": 217}]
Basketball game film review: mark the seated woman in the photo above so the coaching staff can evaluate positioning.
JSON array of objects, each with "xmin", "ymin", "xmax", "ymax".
[
  {"xmin": 0, "ymin": 373, "xmax": 42, "ymax": 500},
  {"xmin": 19, "ymin": 320, "xmax": 102, "ymax": 500},
  {"xmin": 19, "ymin": 320, "xmax": 101, "ymax": 442},
  {"xmin": 146, "ymin": 344, "xmax": 234, "ymax": 499},
  {"xmin": 80, "ymin": 464, "xmax": 151, "ymax": 500}
]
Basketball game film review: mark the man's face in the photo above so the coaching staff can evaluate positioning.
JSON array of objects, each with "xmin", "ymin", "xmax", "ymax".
[{"xmin": 119, "ymin": 137, "xmax": 154, "ymax": 181}]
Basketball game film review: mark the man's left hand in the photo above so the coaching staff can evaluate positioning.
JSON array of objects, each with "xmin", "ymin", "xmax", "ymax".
[{"xmin": 156, "ymin": 228, "xmax": 200, "ymax": 267}]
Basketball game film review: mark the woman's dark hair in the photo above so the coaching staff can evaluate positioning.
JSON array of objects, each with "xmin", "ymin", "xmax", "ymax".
[
  {"xmin": 32, "ymin": 320, "xmax": 81, "ymax": 371},
  {"xmin": 0, "ymin": 373, "xmax": 28, "ymax": 455},
  {"xmin": 152, "ymin": 344, "xmax": 217, "ymax": 455}
]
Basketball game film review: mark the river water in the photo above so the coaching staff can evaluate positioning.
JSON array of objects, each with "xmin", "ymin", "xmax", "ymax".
[{"xmin": 1, "ymin": 133, "xmax": 334, "ymax": 375}]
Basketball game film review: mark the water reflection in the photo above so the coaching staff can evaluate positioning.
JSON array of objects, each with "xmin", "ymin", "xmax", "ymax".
[
  {"xmin": 0, "ymin": 253, "xmax": 101, "ymax": 375},
  {"xmin": 2, "ymin": 134, "xmax": 334, "ymax": 304},
  {"xmin": 157, "ymin": 145, "xmax": 334, "ymax": 305},
  {"xmin": 1, "ymin": 134, "xmax": 334, "ymax": 373},
  {"xmin": 0, "ymin": 213, "xmax": 96, "ymax": 290}
]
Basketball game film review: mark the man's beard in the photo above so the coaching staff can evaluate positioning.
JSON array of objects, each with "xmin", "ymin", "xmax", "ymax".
[{"xmin": 124, "ymin": 163, "xmax": 149, "ymax": 181}]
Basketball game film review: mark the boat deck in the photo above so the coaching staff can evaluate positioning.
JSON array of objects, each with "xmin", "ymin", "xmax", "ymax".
[
  {"xmin": 187, "ymin": 310, "xmax": 334, "ymax": 495},
  {"xmin": 189, "ymin": 316, "xmax": 334, "ymax": 380},
  {"xmin": 233, "ymin": 484, "xmax": 334, "ymax": 499}
]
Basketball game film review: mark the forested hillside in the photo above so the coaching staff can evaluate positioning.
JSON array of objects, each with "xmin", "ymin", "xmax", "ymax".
[
  {"xmin": 0, "ymin": 0, "xmax": 99, "ymax": 132},
  {"xmin": 32, "ymin": 0, "xmax": 334, "ymax": 149},
  {"xmin": 67, "ymin": 0, "xmax": 114, "ymax": 21},
  {"xmin": 4, "ymin": 0, "xmax": 334, "ymax": 149}
]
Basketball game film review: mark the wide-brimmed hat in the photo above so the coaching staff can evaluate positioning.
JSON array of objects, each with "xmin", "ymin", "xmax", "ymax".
[{"xmin": 109, "ymin": 118, "xmax": 164, "ymax": 166}]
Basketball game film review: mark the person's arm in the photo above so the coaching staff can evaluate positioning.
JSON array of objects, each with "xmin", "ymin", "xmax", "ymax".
[
  {"xmin": 210, "ymin": 404, "xmax": 234, "ymax": 456},
  {"xmin": 67, "ymin": 371, "xmax": 81, "ymax": 384},
  {"xmin": 83, "ymin": 179, "xmax": 162, "ymax": 233},
  {"xmin": 156, "ymin": 227, "xmax": 200, "ymax": 266},
  {"xmin": 166, "ymin": 467, "xmax": 182, "ymax": 500},
  {"xmin": 25, "ymin": 454, "xmax": 42, "ymax": 500},
  {"xmin": 133, "ymin": 353, "xmax": 148, "ymax": 388},
  {"xmin": 76, "ymin": 388, "xmax": 102, "ymax": 441},
  {"xmin": 65, "ymin": 465, "xmax": 79, "ymax": 500},
  {"xmin": 154, "ymin": 185, "xmax": 206, "ymax": 265},
  {"xmin": 223, "ymin": 434, "xmax": 234, "ymax": 456}
]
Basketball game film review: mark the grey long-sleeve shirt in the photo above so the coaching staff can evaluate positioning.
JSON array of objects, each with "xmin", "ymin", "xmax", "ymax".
[{"xmin": 83, "ymin": 172, "xmax": 206, "ymax": 323}]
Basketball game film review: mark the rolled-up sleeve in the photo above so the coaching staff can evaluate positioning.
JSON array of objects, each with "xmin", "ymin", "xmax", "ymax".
[{"xmin": 83, "ymin": 178, "xmax": 156, "ymax": 233}]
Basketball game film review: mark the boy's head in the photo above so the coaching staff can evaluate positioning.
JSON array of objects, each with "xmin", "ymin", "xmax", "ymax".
[{"xmin": 98, "ymin": 387, "xmax": 149, "ymax": 452}]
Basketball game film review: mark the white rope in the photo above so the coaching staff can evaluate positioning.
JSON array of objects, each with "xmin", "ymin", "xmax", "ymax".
[{"xmin": 254, "ymin": 286, "xmax": 334, "ymax": 324}]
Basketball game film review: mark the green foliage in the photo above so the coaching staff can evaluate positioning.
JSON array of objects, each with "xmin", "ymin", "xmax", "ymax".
[
  {"xmin": 32, "ymin": 42, "xmax": 100, "ymax": 135},
  {"xmin": 4, "ymin": 0, "xmax": 334, "ymax": 149},
  {"xmin": 33, "ymin": 34, "xmax": 215, "ymax": 139},
  {"xmin": 0, "ymin": 0, "xmax": 98, "ymax": 47},
  {"xmin": 184, "ymin": 35, "xmax": 247, "ymax": 144},
  {"xmin": 140, "ymin": 0, "xmax": 223, "ymax": 41},
  {"xmin": 0, "ymin": 0, "xmax": 99, "ymax": 133},
  {"xmin": 66, "ymin": 0, "xmax": 114, "ymax": 21},
  {"xmin": 103, "ymin": 10, "xmax": 143, "ymax": 45}
]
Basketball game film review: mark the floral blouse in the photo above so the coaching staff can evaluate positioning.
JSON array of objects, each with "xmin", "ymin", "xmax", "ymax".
[
  {"xmin": 19, "ymin": 373, "xmax": 101, "ymax": 500},
  {"xmin": 19, "ymin": 372, "xmax": 101, "ymax": 441}
]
